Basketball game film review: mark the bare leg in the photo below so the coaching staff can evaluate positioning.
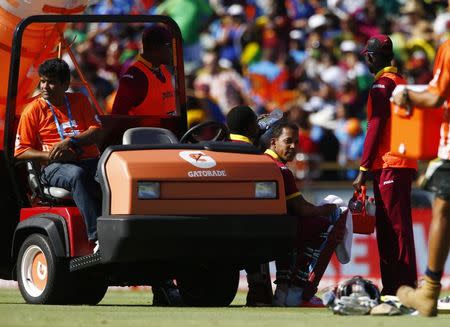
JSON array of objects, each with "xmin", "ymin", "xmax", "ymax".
[
  {"xmin": 397, "ymin": 197, "xmax": 450, "ymax": 316},
  {"xmin": 427, "ymin": 197, "xmax": 450, "ymax": 272}
]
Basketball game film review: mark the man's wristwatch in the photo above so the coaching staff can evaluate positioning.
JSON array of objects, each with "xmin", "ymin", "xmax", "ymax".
[{"xmin": 69, "ymin": 136, "xmax": 78, "ymax": 146}]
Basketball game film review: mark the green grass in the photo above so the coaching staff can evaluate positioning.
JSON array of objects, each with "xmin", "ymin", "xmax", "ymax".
[{"xmin": 0, "ymin": 288, "xmax": 449, "ymax": 327}]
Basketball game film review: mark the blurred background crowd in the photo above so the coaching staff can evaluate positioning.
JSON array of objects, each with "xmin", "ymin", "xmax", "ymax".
[{"xmin": 68, "ymin": 0, "xmax": 450, "ymax": 181}]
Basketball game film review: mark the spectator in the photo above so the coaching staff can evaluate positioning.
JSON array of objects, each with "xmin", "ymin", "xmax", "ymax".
[
  {"xmin": 336, "ymin": 117, "xmax": 364, "ymax": 180},
  {"xmin": 194, "ymin": 49, "xmax": 249, "ymax": 116},
  {"xmin": 157, "ymin": 0, "xmax": 214, "ymax": 73},
  {"xmin": 214, "ymin": 4, "xmax": 248, "ymax": 71}
]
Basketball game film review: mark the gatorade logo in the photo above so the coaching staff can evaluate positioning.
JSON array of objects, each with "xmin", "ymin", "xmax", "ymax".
[
  {"xmin": 179, "ymin": 151, "xmax": 217, "ymax": 169},
  {"xmin": 37, "ymin": 261, "xmax": 47, "ymax": 281}
]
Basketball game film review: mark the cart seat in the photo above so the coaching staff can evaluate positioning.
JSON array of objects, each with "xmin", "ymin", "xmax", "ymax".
[
  {"xmin": 122, "ymin": 127, "xmax": 178, "ymax": 145},
  {"xmin": 26, "ymin": 161, "xmax": 72, "ymax": 201},
  {"xmin": 43, "ymin": 186, "xmax": 72, "ymax": 199}
]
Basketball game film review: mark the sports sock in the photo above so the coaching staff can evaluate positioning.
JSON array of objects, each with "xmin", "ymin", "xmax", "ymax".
[{"xmin": 425, "ymin": 267, "xmax": 443, "ymax": 282}]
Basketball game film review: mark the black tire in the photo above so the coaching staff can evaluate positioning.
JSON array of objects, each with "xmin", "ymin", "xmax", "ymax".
[
  {"xmin": 177, "ymin": 264, "xmax": 239, "ymax": 307},
  {"xmin": 69, "ymin": 272, "xmax": 108, "ymax": 305},
  {"xmin": 17, "ymin": 234, "xmax": 70, "ymax": 304}
]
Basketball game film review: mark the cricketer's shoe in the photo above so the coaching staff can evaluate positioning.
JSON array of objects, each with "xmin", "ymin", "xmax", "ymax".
[
  {"xmin": 272, "ymin": 283, "xmax": 289, "ymax": 307},
  {"xmin": 396, "ymin": 276, "xmax": 441, "ymax": 317},
  {"xmin": 246, "ymin": 282, "xmax": 273, "ymax": 307},
  {"xmin": 284, "ymin": 286, "xmax": 304, "ymax": 307},
  {"xmin": 246, "ymin": 269, "xmax": 273, "ymax": 307},
  {"xmin": 152, "ymin": 280, "xmax": 183, "ymax": 306},
  {"xmin": 299, "ymin": 295, "xmax": 325, "ymax": 308}
]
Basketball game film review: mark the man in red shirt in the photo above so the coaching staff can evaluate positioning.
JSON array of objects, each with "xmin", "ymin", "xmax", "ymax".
[
  {"xmin": 112, "ymin": 25, "xmax": 182, "ymax": 306},
  {"xmin": 15, "ymin": 58, "xmax": 103, "ymax": 245},
  {"xmin": 393, "ymin": 39, "xmax": 450, "ymax": 317},
  {"xmin": 353, "ymin": 35, "xmax": 418, "ymax": 295},
  {"xmin": 112, "ymin": 24, "xmax": 176, "ymax": 116}
]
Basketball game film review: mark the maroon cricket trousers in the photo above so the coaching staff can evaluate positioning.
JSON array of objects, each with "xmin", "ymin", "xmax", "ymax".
[
  {"xmin": 373, "ymin": 168, "xmax": 417, "ymax": 295},
  {"xmin": 275, "ymin": 213, "xmax": 346, "ymax": 300}
]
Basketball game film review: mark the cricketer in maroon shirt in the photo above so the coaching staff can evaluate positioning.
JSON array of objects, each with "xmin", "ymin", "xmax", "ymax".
[
  {"xmin": 359, "ymin": 67, "xmax": 418, "ymax": 295},
  {"xmin": 265, "ymin": 138, "xmax": 345, "ymax": 306},
  {"xmin": 355, "ymin": 34, "xmax": 418, "ymax": 295},
  {"xmin": 264, "ymin": 148, "xmax": 301, "ymax": 200}
]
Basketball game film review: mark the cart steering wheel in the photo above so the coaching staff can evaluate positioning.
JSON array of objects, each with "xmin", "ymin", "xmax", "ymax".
[{"xmin": 180, "ymin": 121, "xmax": 230, "ymax": 143}]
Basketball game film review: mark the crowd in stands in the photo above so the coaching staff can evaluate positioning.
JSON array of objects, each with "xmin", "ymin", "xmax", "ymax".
[{"xmin": 67, "ymin": 0, "xmax": 450, "ymax": 181}]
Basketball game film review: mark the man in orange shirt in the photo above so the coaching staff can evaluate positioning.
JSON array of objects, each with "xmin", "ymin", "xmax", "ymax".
[
  {"xmin": 353, "ymin": 35, "xmax": 418, "ymax": 295},
  {"xmin": 15, "ymin": 58, "xmax": 103, "ymax": 246},
  {"xmin": 393, "ymin": 39, "xmax": 450, "ymax": 317},
  {"xmin": 112, "ymin": 24, "xmax": 176, "ymax": 116}
]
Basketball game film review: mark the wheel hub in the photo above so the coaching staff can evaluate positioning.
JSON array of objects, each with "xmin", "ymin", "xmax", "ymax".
[
  {"xmin": 21, "ymin": 245, "xmax": 48, "ymax": 297},
  {"xmin": 32, "ymin": 252, "xmax": 48, "ymax": 290}
]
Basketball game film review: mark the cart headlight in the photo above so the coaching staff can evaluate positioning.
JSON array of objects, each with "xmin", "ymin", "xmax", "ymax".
[
  {"xmin": 255, "ymin": 181, "xmax": 277, "ymax": 199},
  {"xmin": 138, "ymin": 182, "xmax": 160, "ymax": 199}
]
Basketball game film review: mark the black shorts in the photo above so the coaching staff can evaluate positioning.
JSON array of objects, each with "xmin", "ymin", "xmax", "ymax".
[{"xmin": 422, "ymin": 159, "xmax": 450, "ymax": 200}]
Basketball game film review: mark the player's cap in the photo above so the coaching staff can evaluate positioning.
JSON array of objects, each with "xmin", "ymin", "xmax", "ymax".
[
  {"xmin": 142, "ymin": 24, "xmax": 172, "ymax": 46},
  {"xmin": 361, "ymin": 34, "xmax": 393, "ymax": 56}
]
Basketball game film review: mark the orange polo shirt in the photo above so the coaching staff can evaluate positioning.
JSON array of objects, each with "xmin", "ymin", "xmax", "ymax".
[
  {"xmin": 428, "ymin": 39, "xmax": 450, "ymax": 160},
  {"xmin": 15, "ymin": 93, "xmax": 101, "ymax": 159}
]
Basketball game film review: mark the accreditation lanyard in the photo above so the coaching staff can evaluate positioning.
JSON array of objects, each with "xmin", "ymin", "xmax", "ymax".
[{"xmin": 45, "ymin": 96, "xmax": 78, "ymax": 141}]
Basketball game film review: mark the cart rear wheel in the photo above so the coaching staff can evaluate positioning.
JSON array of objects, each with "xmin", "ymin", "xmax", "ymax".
[{"xmin": 70, "ymin": 272, "xmax": 108, "ymax": 305}]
